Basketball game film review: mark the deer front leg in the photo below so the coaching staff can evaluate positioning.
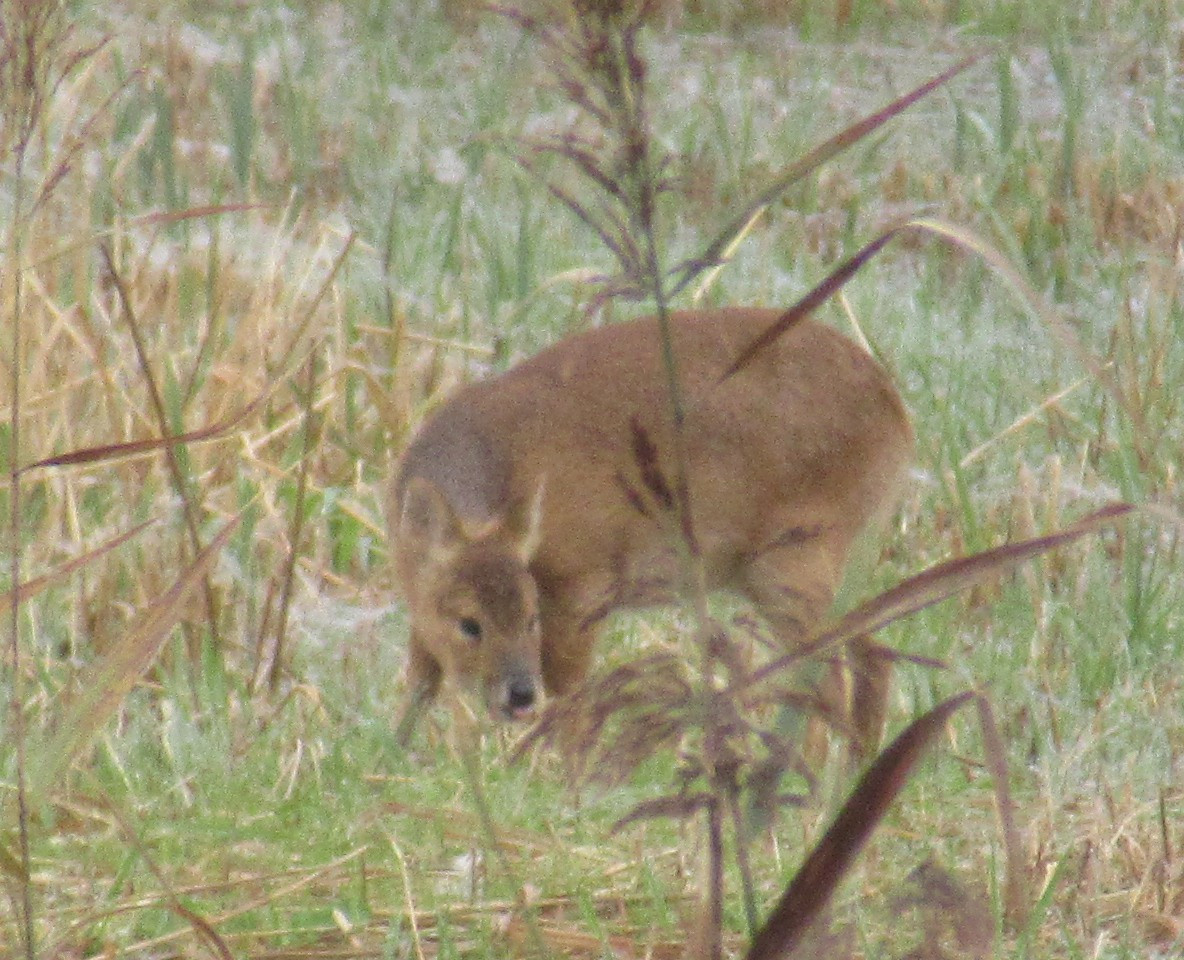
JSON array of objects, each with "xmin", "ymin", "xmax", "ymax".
[
  {"xmin": 538, "ymin": 598, "xmax": 600, "ymax": 698},
  {"xmin": 395, "ymin": 630, "xmax": 443, "ymax": 746}
]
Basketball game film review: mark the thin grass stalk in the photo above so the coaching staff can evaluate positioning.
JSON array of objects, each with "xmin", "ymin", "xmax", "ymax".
[
  {"xmin": 603, "ymin": 19, "xmax": 727, "ymax": 958},
  {"xmin": 1158, "ymin": 790, "xmax": 1172, "ymax": 914},
  {"xmin": 88, "ymin": 848, "xmax": 368, "ymax": 957},
  {"xmin": 746, "ymin": 692, "xmax": 977, "ymax": 960},
  {"xmin": 181, "ymin": 223, "xmax": 224, "ymax": 407},
  {"xmin": 390, "ymin": 837, "xmax": 430, "ymax": 960},
  {"xmin": 3, "ymin": 8, "xmax": 102, "ymax": 946},
  {"xmin": 18, "ymin": 392, "xmax": 268, "ymax": 476},
  {"xmin": 742, "ymin": 502, "xmax": 1133, "ymax": 694},
  {"xmin": 7, "ymin": 86, "xmax": 36, "ymax": 960},
  {"xmin": 703, "ymin": 798, "xmax": 724, "ymax": 960},
  {"xmin": 268, "ymin": 347, "xmax": 320, "ymax": 694},
  {"xmin": 727, "ymin": 791, "xmax": 760, "ymax": 938},
  {"xmin": 251, "ymin": 576, "xmax": 277, "ymax": 690},
  {"xmin": 457, "ymin": 744, "xmax": 552, "ymax": 959},
  {"xmin": 87, "ymin": 774, "xmax": 234, "ymax": 960},
  {"xmin": 667, "ymin": 54, "xmax": 982, "ymax": 300},
  {"xmin": 382, "ymin": 193, "xmax": 406, "ymax": 387},
  {"xmin": 0, "ymin": 520, "xmax": 156, "ymax": 608},
  {"xmin": 612, "ymin": 25, "xmax": 718, "ymax": 785},
  {"xmin": 27, "ymin": 514, "xmax": 244, "ymax": 799},
  {"xmin": 975, "ymin": 692, "xmax": 1029, "ymax": 925},
  {"xmin": 270, "ymin": 230, "xmax": 357, "ymax": 380},
  {"xmin": 99, "ymin": 242, "xmax": 223, "ymax": 656},
  {"xmin": 1, "ymin": 3, "xmax": 54, "ymax": 945}
]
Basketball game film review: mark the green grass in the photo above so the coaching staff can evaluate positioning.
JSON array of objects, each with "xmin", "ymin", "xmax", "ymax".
[{"xmin": 2, "ymin": 0, "xmax": 1182, "ymax": 957}]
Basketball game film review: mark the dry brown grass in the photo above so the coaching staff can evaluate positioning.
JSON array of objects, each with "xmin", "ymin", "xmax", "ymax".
[{"xmin": 2, "ymin": 0, "xmax": 1182, "ymax": 957}]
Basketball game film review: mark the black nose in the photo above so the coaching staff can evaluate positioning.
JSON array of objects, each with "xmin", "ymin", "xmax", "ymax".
[
  {"xmin": 506, "ymin": 681, "xmax": 535, "ymax": 714},
  {"xmin": 507, "ymin": 680, "xmax": 535, "ymax": 712}
]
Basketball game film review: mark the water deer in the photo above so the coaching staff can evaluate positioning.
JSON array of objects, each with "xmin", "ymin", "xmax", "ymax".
[{"xmin": 389, "ymin": 307, "xmax": 913, "ymax": 750}]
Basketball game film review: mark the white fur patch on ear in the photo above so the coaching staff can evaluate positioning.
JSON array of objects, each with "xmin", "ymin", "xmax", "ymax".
[
  {"xmin": 508, "ymin": 475, "xmax": 545, "ymax": 562},
  {"xmin": 399, "ymin": 476, "xmax": 463, "ymax": 552}
]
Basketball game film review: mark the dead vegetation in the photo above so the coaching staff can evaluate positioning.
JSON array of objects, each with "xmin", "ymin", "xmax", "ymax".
[{"xmin": 2, "ymin": 0, "xmax": 1182, "ymax": 957}]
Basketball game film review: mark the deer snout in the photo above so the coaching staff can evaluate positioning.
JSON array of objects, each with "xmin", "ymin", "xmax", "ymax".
[{"xmin": 498, "ymin": 673, "xmax": 539, "ymax": 721}]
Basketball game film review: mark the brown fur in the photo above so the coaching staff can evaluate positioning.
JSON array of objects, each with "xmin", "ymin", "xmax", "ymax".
[{"xmin": 389, "ymin": 308, "xmax": 913, "ymax": 740}]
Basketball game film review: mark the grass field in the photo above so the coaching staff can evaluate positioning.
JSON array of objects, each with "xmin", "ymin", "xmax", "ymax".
[{"xmin": 2, "ymin": 1, "xmax": 1182, "ymax": 957}]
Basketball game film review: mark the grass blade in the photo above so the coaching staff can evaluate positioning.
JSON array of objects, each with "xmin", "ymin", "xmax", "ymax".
[
  {"xmin": 746, "ymin": 691, "xmax": 975, "ymax": 960},
  {"xmin": 671, "ymin": 54, "xmax": 982, "ymax": 299},
  {"xmin": 130, "ymin": 202, "xmax": 266, "ymax": 227},
  {"xmin": 23, "ymin": 512, "xmax": 243, "ymax": 805},
  {"xmin": 722, "ymin": 225, "xmax": 904, "ymax": 380},
  {"xmin": 100, "ymin": 242, "xmax": 224, "ymax": 651},
  {"xmin": 15, "ymin": 395, "xmax": 267, "ymax": 476},
  {"xmin": 0, "ymin": 519, "xmax": 156, "ymax": 607},
  {"xmin": 908, "ymin": 216, "xmax": 1146, "ymax": 460},
  {"xmin": 976, "ymin": 693, "xmax": 1029, "ymax": 925},
  {"xmin": 747, "ymin": 502, "xmax": 1133, "ymax": 690},
  {"xmin": 266, "ymin": 348, "xmax": 320, "ymax": 693}
]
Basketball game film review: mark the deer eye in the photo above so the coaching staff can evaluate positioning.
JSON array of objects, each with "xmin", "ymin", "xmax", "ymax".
[{"xmin": 458, "ymin": 617, "xmax": 482, "ymax": 643}]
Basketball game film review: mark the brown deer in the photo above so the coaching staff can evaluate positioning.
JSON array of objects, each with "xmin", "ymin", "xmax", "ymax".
[{"xmin": 389, "ymin": 308, "xmax": 913, "ymax": 748}]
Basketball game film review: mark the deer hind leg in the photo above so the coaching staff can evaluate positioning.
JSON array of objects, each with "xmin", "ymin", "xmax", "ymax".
[
  {"xmin": 846, "ymin": 633, "xmax": 893, "ymax": 760},
  {"xmin": 739, "ymin": 527, "xmax": 888, "ymax": 764}
]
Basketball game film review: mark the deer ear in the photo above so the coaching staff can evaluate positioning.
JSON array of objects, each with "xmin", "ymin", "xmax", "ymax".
[
  {"xmin": 399, "ymin": 476, "xmax": 464, "ymax": 555},
  {"xmin": 505, "ymin": 475, "xmax": 545, "ymax": 563}
]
